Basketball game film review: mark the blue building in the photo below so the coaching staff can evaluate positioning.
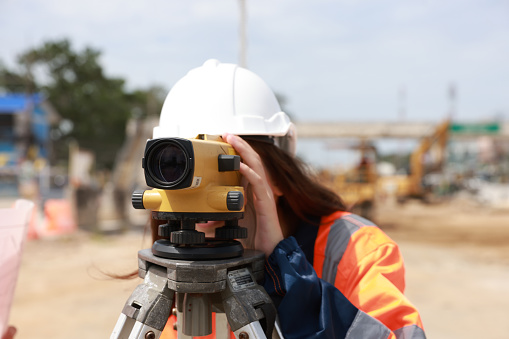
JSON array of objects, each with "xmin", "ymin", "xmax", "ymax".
[{"xmin": 0, "ymin": 93, "xmax": 59, "ymax": 195}]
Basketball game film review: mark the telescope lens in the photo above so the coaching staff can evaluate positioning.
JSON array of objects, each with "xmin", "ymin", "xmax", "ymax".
[{"xmin": 150, "ymin": 143, "xmax": 188, "ymax": 184}]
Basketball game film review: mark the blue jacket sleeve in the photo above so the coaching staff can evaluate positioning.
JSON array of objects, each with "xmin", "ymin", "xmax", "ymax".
[{"xmin": 263, "ymin": 236, "xmax": 390, "ymax": 339}]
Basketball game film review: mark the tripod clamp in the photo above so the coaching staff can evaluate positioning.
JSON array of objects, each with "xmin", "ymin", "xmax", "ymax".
[{"xmin": 111, "ymin": 249, "xmax": 281, "ymax": 339}]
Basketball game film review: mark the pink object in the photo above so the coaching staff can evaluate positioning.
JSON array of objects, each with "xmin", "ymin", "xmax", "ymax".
[
  {"xmin": 41, "ymin": 199, "xmax": 76, "ymax": 236},
  {"xmin": 0, "ymin": 200, "xmax": 34, "ymax": 336}
]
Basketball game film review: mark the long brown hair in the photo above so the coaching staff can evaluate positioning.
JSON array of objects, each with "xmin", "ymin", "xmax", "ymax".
[{"xmin": 247, "ymin": 140, "xmax": 347, "ymax": 232}]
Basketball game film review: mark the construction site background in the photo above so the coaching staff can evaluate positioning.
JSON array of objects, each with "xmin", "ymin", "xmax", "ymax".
[{"xmin": 1, "ymin": 116, "xmax": 509, "ymax": 339}]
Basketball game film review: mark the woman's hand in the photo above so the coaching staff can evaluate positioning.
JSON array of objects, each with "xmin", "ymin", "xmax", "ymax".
[
  {"xmin": 223, "ymin": 133, "xmax": 284, "ymax": 257},
  {"xmin": 2, "ymin": 326, "xmax": 16, "ymax": 339}
]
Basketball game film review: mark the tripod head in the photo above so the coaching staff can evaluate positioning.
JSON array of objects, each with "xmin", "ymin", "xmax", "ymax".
[{"xmin": 132, "ymin": 134, "xmax": 248, "ymax": 259}]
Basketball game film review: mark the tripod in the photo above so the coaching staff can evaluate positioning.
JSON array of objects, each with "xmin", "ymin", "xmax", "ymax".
[{"xmin": 110, "ymin": 220, "xmax": 283, "ymax": 339}]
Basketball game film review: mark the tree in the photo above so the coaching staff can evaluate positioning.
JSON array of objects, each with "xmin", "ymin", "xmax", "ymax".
[
  {"xmin": 17, "ymin": 39, "xmax": 164, "ymax": 169},
  {"xmin": 0, "ymin": 61, "xmax": 28, "ymax": 92}
]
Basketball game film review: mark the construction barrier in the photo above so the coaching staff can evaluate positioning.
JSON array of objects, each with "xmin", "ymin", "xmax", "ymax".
[{"xmin": 38, "ymin": 199, "xmax": 77, "ymax": 237}]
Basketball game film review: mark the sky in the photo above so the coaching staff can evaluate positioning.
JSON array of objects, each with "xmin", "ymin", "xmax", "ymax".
[
  {"xmin": 1, "ymin": 0, "xmax": 508, "ymax": 165},
  {"xmin": 1, "ymin": 0, "xmax": 508, "ymax": 123}
]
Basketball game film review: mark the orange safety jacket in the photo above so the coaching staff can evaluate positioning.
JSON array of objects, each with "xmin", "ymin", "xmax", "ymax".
[
  {"xmin": 161, "ymin": 211, "xmax": 425, "ymax": 338},
  {"xmin": 313, "ymin": 211, "xmax": 425, "ymax": 338}
]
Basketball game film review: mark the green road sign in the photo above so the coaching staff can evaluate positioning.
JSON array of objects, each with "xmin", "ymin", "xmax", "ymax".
[{"xmin": 449, "ymin": 122, "xmax": 500, "ymax": 135}]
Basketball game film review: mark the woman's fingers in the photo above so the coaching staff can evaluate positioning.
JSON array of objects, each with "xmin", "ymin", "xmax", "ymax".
[
  {"xmin": 223, "ymin": 133, "xmax": 283, "ymax": 256},
  {"xmin": 239, "ymin": 162, "xmax": 275, "ymax": 210},
  {"xmin": 223, "ymin": 133, "xmax": 265, "ymax": 174},
  {"xmin": 224, "ymin": 134, "xmax": 273, "ymax": 204}
]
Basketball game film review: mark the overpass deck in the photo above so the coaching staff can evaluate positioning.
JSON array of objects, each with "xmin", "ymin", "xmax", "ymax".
[{"xmin": 295, "ymin": 122, "xmax": 509, "ymax": 139}]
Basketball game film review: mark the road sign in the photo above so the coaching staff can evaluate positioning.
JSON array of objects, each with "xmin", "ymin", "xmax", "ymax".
[{"xmin": 449, "ymin": 123, "xmax": 500, "ymax": 135}]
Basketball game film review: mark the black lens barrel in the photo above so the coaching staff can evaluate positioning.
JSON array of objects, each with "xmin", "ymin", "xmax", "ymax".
[{"xmin": 143, "ymin": 138, "xmax": 195, "ymax": 189}]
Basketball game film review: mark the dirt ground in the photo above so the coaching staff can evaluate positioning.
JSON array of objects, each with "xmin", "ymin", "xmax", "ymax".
[{"xmin": 7, "ymin": 198, "xmax": 509, "ymax": 339}]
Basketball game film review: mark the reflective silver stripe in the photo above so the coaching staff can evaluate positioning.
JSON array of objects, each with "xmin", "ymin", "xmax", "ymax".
[
  {"xmin": 345, "ymin": 310, "xmax": 391, "ymax": 339},
  {"xmin": 321, "ymin": 214, "xmax": 377, "ymax": 284},
  {"xmin": 321, "ymin": 217, "xmax": 359, "ymax": 284},
  {"xmin": 394, "ymin": 325, "xmax": 426, "ymax": 339},
  {"xmin": 343, "ymin": 213, "xmax": 377, "ymax": 227}
]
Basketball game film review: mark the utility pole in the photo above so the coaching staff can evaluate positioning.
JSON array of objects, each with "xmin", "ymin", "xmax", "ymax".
[
  {"xmin": 238, "ymin": 0, "xmax": 247, "ymax": 68},
  {"xmin": 398, "ymin": 86, "xmax": 406, "ymax": 122},
  {"xmin": 448, "ymin": 83, "xmax": 456, "ymax": 120},
  {"xmin": 398, "ymin": 86, "xmax": 407, "ymax": 172}
]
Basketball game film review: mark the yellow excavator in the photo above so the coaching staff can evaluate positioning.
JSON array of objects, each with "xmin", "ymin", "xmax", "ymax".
[
  {"xmin": 386, "ymin": 119, "xmax": 450, "ymax": 202},
  {"xmin": 320, "ymin": 120, "xmax": 450, "ymax": 218}
]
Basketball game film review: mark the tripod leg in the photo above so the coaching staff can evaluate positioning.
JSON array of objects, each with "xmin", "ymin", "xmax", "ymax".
[
  {"xmin": 221, "ymin": 267, "xmax": 279, "ymax": 339},
  {"xmin": 215, "ymin": 313, "xmax": 231, "ymax": 339},
  {"xmin": 233, "ymin": 319, "xmax": 284, "ymax": 339},
  {"xmin": 174, "ymin": 294, "xmax": 229, "ymax": 338},
  {"xmin": 273, "ymin": 316, "xmax": 284, "ymax": 339},
  {"xmin": 174, "ymin": 293, "xmax": 193, "ymax": 339},
  {"xmin": 111, "ymin": 265, "xmax": 174, "ymax": 339},
  {"xmin": 233, "ymin": 321, "xmax": 267, "ymax": 339}
]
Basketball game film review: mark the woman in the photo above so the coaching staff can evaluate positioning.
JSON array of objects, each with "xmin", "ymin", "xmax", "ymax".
[{"xmin": 151, "ymin": 60, "xmax": 425, "ymax": 338}]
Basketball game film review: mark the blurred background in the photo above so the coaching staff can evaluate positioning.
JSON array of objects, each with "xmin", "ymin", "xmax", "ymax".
[{"xmin": 0, "ymin": 1, "xmax": 508, "ymax": 338}]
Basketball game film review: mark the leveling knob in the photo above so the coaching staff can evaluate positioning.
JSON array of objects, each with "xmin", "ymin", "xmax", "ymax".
[
  {"xmin": 158, "ymin": 221, "xmax": 180, "ymax": 238},
  {"xmin": 215, "ymin": 219, "xmax": 247, "ymax": 240},
  {"xmin": 171, "ymin": 230, "xmax": 205, "ymax": 244},
  {"xmin": 215, "ymin": 226, "xmax": 247, "ymax": 240}
]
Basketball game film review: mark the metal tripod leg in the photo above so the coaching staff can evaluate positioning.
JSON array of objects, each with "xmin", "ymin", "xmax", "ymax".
[
  {"xmin": 111, "ymin": 265, "xmax": 174, "ymax": 339},
  {"xmin": 111, "ymin": 249, "xmax": 284, "ymax": 339},
  {"xmin": 215, "ymin": 307, "xmax": 283, "ymax": 339},
  {"xmin": 220, "ymin": 265, "xmax": 278, "ymax": 338}
]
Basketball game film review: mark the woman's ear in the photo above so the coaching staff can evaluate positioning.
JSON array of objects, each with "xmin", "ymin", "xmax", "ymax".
[
  {"xmin": 268, "ymin": 177, "xmax": 283, "ymax": 197},
  {"xmin": 262, "ymin": 164, "xmax": 283, "ymax": 197}
]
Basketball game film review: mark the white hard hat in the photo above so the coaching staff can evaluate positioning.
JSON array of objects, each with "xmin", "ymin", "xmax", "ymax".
[{"xmin": 153, "ymin": 59, "xmax": 296, "ymax": 154}]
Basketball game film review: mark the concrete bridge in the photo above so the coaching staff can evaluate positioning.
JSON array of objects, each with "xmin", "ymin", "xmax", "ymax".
[{"xmin": 294, "ymin": 121, "xmax": 509, "ymax": 139}]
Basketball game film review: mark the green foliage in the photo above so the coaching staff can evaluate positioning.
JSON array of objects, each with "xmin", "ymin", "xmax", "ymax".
[
  {"xmin": 15, "ymin": 39, "xmax": 165, "ymax": 169},
  {"xmin": 0, "ymin": 61, "xmax": 27, "ymax": 92}
]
